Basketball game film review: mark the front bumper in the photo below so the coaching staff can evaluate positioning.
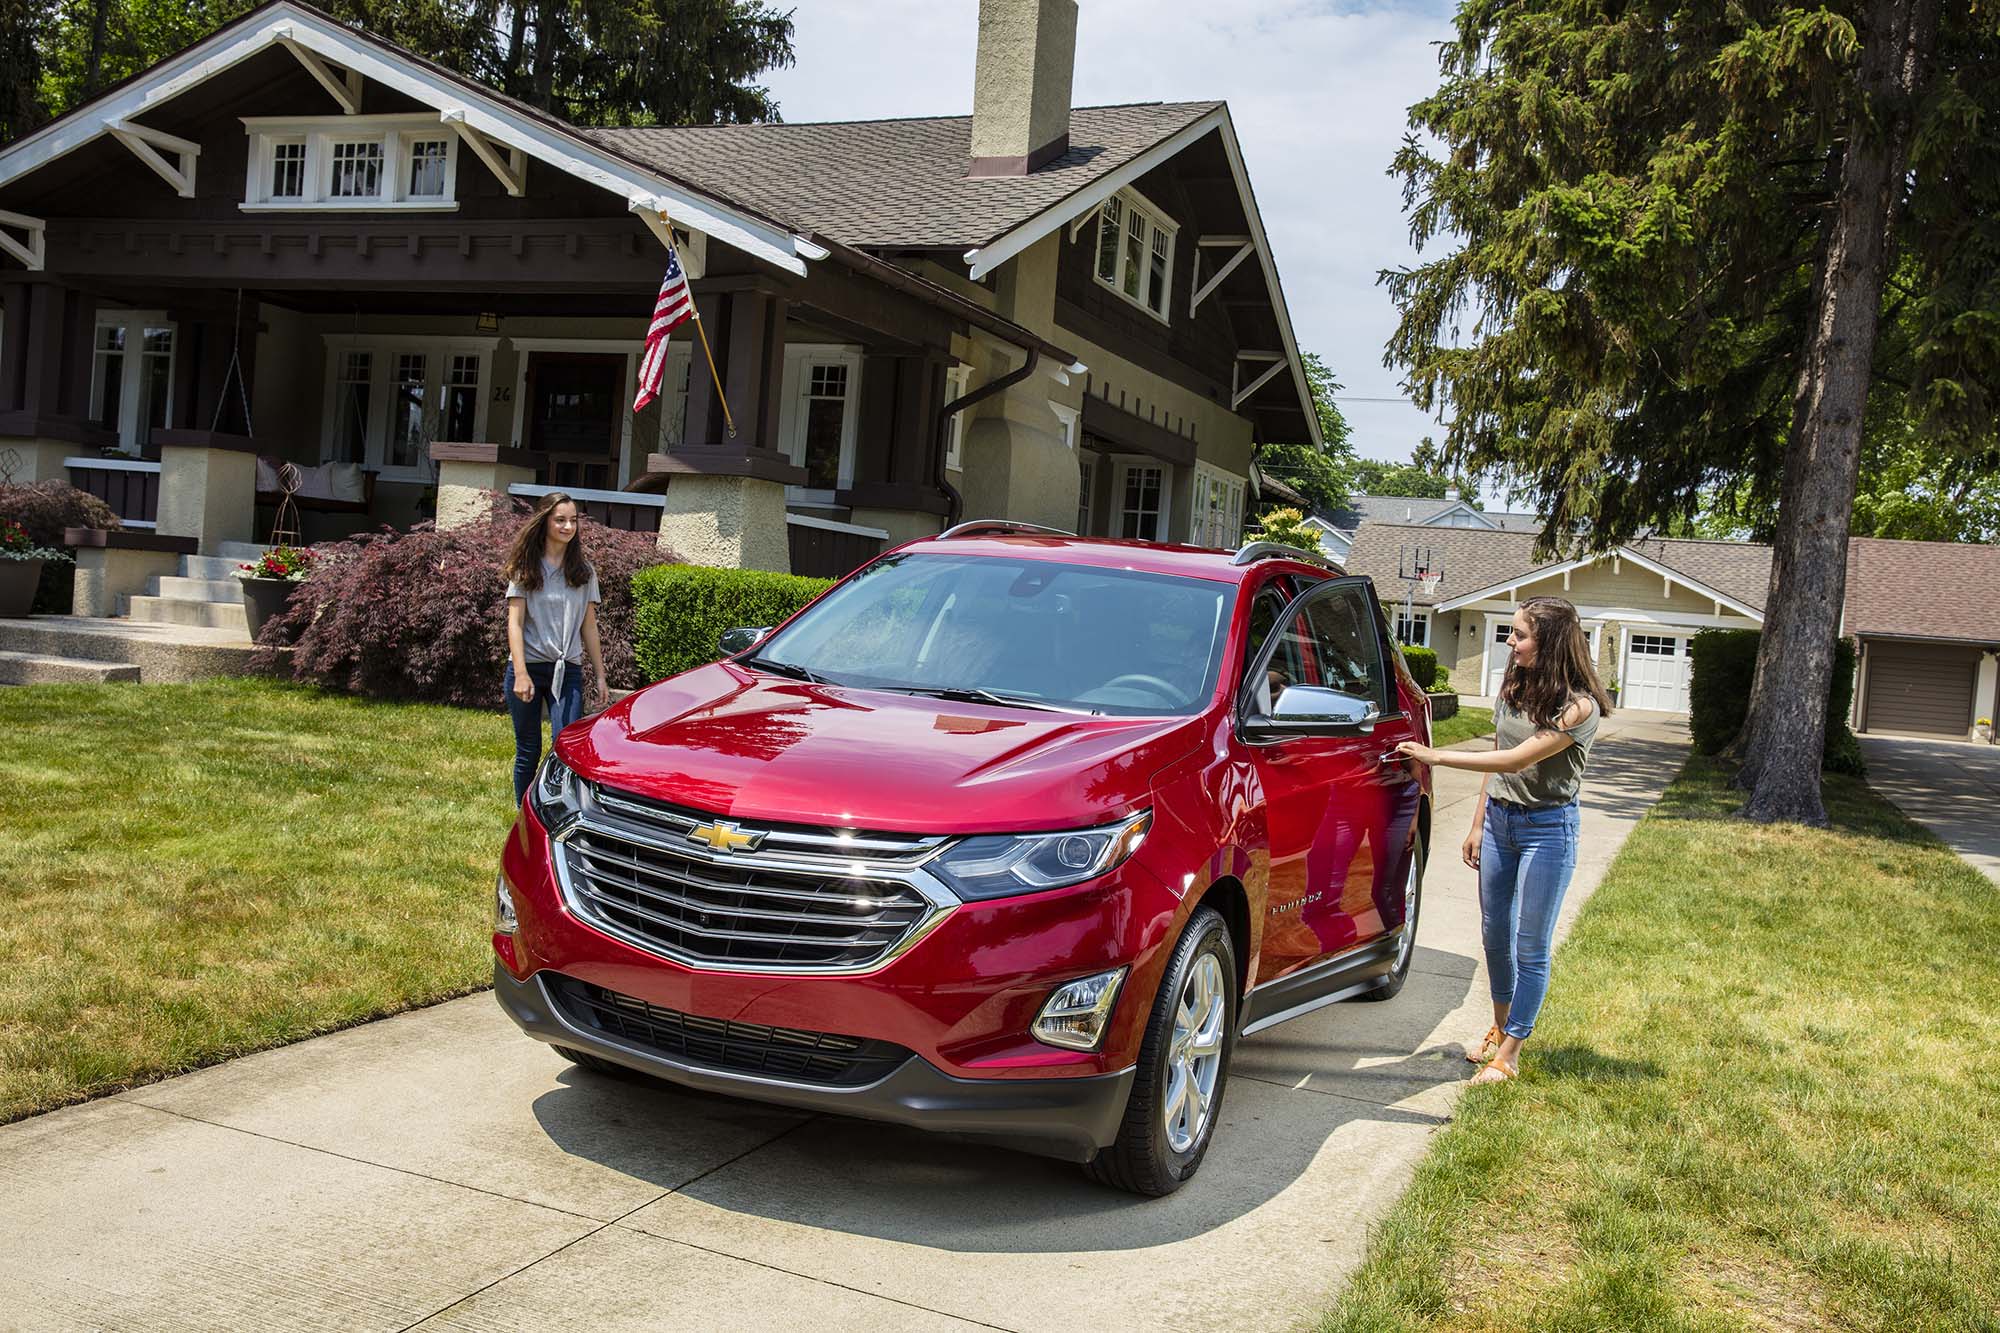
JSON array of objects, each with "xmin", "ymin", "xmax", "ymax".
[{"xmin": 495, "ymin": 961, "xmax": 1137, "ymax": 1163}]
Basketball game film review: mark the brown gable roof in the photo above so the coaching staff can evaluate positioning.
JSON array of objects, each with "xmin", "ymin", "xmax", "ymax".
[
  {"xmin": 586, "ymin": 102, "xmax": 1222, "ymax": 249},
  {"xmin": 1845, "ymin": 537, "xmax": 2000, "ymax": 644},
  {"xmin": 1340, "ymin": 524, "xmax": 1774, "ymax": 612}
]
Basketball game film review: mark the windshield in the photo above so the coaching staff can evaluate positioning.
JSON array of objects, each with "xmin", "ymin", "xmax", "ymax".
[{"xmin": 753, "ymin": 553, "xmax": 1237, "ymax": 716}]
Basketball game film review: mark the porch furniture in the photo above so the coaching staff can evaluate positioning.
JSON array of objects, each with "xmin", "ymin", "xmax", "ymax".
[{"xmin": 255, "ymin": 457, "xmax": 376, "ymax": 515}]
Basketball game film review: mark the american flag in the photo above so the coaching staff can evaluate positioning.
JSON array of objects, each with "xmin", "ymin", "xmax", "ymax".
[{"xmin": 633, "ymin": 243, "xmax": 694, "ymax": 412}]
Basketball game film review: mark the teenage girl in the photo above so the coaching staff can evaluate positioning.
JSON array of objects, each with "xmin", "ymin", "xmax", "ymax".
[
  {"xmin": 1394, "ymin": 596, "xmax": 1612, "ymax": 1083},
  {"xmin": 501, "ymin": 493, "xmax": 607, "ymax": 803}
]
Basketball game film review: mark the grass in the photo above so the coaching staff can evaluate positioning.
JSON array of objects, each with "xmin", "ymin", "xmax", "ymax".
[
  {"xmin": 1318, "ymin": 758, "xmax": 2000, "ymax": 1332},
  {"xmin": 1431, "ymin": 705, "xmax": 1494, "ymax": 748},
  {"xmin": 0, "ymin": 678, "xmax": 514, "ymax": 1122}
]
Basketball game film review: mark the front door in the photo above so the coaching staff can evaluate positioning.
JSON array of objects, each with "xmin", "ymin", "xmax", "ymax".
[
  {"xmin": 1485, "ymin": 616, "xmax": 1513, "ymax": 696},
  {"xmin": 1246, "ymin": 577, "xmax": 1416, "ymax": 986},
  {"xmin": 525, "ymin": 352, "xmax": 623, "ymax": 489}
]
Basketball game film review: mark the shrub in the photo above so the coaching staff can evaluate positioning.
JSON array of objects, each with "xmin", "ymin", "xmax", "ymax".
[
  {"xmin": 0, "ymin": 480, "xmax": 120, "ymax": 613},
  {"xmin": 257, "ymin": 496, "xmax": 674, "ymax": 707},
  {"xmin": 1433, "ymin": 663, "xmax": 1452, "ymax": 692},
  {"xmin": 631, "ymin": 564, "xmax": 836, "ymax": 681},
  {"xmin": 1251, "ymin": 507, "xmax": 1322, "ymax": 555},
  {"xmin": 1689, "ymin": 629, "xmax": 1864, "ymax": 775},
  {"xmin": 1401, "ymin": 645, "xmax": 1439, "ymax": 689}
]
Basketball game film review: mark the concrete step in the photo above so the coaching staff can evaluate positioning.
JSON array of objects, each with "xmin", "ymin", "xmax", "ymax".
[
  {"xmin": 153, "ymin": 575, "xmax": 242, "ymax": 602},
  {"xmin": 125, "ymin": 596, "xmax": 249, "ymax": 633},
  {"xmin": 181, "ymin": 555, "xmax": 250, "ymax": 580},
  {"xmin": 0, "ymin": 616, "xmax": 265, "ymax": 683},
  {"xmin": 0, "ymin": 649, "xmax": 142, "ymax": 685},
  {"xmin": 215, "ymin": 541, "xmax": 273, "ymax": 561}
]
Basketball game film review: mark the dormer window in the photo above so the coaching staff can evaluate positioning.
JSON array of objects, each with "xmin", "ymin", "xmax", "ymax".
[
  {"xmin": 241, "ymin": 115, "xmax": 460, "ymax": 211},
  {"xmin": 1092, "ymin": 188, "xmax": 1177, "ymax": 323}
]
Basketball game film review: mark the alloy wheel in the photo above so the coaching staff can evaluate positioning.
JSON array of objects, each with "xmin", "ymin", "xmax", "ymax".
[
  {"xmin": 1162, "ymin": 952, "xmax": 1227, "ymax": 1153},
  {"xmin": 1394, "ymin": 854, "xmax": 1420, "ymax": 974}
]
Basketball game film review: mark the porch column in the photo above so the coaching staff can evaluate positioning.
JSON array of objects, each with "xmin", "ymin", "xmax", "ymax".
[
  {"xmin": 431, "ymin": 442, "xmax": 541, "ymax": 530},
  {"xmin": 152, "ymin": 430, "xmax": 257, "ymax": 554},
  {"xmin": 648, "ymin": 284, "xmax": 803, "ymax": 571},
  {"xmin": 0, "ymin": 278, "xmax": 117, "ymax": 483}
]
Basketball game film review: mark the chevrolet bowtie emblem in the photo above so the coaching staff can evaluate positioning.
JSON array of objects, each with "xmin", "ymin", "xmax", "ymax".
[{"xmin": 689, "ymin": 820, "xmax": 760, "ymax": 853}]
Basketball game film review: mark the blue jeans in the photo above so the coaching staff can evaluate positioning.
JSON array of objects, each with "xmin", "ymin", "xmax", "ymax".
[
  {"xmin": 1479, "ymin": 799, "xmax": 1580, "ymax": 1040},
  {"xmin": 506, "ymin": 660, "xmax": 584, "ymax": 804}
]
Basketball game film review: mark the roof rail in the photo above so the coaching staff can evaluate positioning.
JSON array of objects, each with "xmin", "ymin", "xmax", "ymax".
[
  {"xmin": 937, "ymin": 519, "xmax": 1076, "ymax": 540},
  {"xmin": 1231, "ymin": 541, "xmax": 1339, "ymax": 569}
]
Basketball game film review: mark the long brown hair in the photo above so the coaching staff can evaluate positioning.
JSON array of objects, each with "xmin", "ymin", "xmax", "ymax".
[
  {"xmin": 1500, "ymin": 596, "xmax": 1614, "ymax": 728},
  {"xmin": 502, "ymin": 492, "xmax": 593, "ymax": 591}
]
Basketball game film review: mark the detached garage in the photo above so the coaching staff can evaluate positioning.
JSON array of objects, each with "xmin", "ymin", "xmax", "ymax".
[{"xmin": 1846, "ymin": 539, "xmax": 2000, "ymax": 744}]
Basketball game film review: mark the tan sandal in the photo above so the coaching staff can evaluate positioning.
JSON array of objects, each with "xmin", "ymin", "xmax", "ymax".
[
  {"xmin": 1465, "ymin": 1024, "xmax": 1502, "ymax": 1064},
  {"xmin": 1469, "ymin": 1056, "xmax": 1517, "ymax": 1085}
]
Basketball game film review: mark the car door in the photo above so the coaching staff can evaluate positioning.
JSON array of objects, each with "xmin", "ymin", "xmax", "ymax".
[{"xmin": 1241, "ymin": 577, "xmax": 1421, "ymax": 990}]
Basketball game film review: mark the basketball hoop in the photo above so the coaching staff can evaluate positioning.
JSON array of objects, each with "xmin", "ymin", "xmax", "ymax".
[{"xmin": 1418, "ymin": 571, "xmax": 1442, "ymax": 598}]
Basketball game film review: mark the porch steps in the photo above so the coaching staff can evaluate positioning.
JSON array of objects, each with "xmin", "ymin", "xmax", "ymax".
[
  {"xmin": 0, "ymin": 617, "xmax": 266, "ymax": 684},
  {"xmin": 155, "ymin": 576, "xmax": 242, "ymax": 601},
  {"xmin": 183, "ymin": 555, "xmax": 252, "ymax": 581},
  {"xmin": 122, "ymin": 543, "xmax": 269, "ymax": 634},
  {"xmin": 0, "ymin": 649, "xmax": 142, "ymax": 685},
  {"xmin": 125, "ymin": 594, "xmax": 249, "ymax": 633}
]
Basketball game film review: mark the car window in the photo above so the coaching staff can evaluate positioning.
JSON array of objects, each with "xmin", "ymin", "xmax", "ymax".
[
  {"xmin": 1299, "ymin": 583, "xmax": 1389, "ymax": 714},
  {"xmin": 1243, "ymin": 582, "xmax": 1308, "ymax": 712}
]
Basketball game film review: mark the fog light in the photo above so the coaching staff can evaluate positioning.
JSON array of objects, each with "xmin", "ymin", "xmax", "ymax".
[
  {"xmin": 1032, "ymin": 967, "xmax": 1127, "ymax": 1051},
  {"xmin": 494, "ymin": 873, "xmax": 518, "ymax": 933}
]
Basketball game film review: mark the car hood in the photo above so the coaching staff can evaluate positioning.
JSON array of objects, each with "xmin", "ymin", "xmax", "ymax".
[{"xmin": 563, "ymin": 663, "xmax": 1205, "ymax": 834}]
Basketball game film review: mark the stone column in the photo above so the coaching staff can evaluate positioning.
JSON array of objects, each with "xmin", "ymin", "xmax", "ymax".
[
  {"xmin": 430, "ymin": 442, "xmax": 543, "ymax": 530},
  {"xmin": 152, "ymin": 430, "xmax": 258, "ymax": 554}
]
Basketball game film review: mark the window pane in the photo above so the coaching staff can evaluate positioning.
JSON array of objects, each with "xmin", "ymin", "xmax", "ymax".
[
  {"xmin": 329, "ymin": 141, "xmax": 383, "ymax": 198},
  {"xmin": 1148, "ymin": 229, "xmax": 1170, "ymax": 314},
  {"xmin": 1302, "ymin": 586, "xmax": 1389, "ymax": 712},
  {"xmin": 444, "ymin": 354, "xmax": 480, "ymax": 440},
  {"xmin": 1096, "ymin": 199, "xmax": 1121, "ymax": 282},
  {"xmin": 93, "ymin": 352, "xmax": 123, "ymax": 432},
  {"xmin": 141, "ymin": 328, "xmax": 173, "ymax": 433},
  {"xmin": 1119, "ymin": 464, "xmax": 1162, "ymax": 540},
  {"xmin": 270, "ymin": 141, "xmax": 305, "ymax": 198},
  {"xmin": 799, "ymin": 363, "xmax": 848, "ymax": 488},
  {"xmin": 1122, "ymin": 208, "xmax": 1145, "ymax": 298},
  {"xmin": 388, "ymin": 353, "xmax": 427, "ymax": 467},
  {"xmin": 1076, "ymin": 458, "xmax": 1093, "ymax": 535},
  {"xmin": 332, "ymin": 351, "xmax": 372, "ymax": 465},
  {"xmin": 407, "ymin": 139, "xmax": 448, "ymax": 197}
]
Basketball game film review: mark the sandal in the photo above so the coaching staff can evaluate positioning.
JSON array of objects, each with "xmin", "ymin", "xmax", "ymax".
[
  {"xmin": 1470, "ymin": 1056, "xmax": 1517, "ymax": 1085},
  {"xmin": 1465, "ymin": 1024, "xmax": 1502, "ymax": 1064}
]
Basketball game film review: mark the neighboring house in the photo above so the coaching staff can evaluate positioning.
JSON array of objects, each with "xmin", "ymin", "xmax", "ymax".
[
  {"xmin": 1345, "ymin": 523, "xmax": 2000, "ymax": 740},
  {"xmin": 0, "ymin": 0, "xmax": 1317, "ymax": 607},
  {"xmin": 1310, "ymin": 489, "xmax": 1540, "ymax": 562}
]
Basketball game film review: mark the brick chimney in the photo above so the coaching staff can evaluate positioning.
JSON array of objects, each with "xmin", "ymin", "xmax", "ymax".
[{"xmin": 968, "ymin": 0, "xmax": 1077, "ymax": 177}]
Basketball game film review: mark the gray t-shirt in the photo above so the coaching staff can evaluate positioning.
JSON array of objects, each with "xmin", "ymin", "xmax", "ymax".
[
  {"xmin": 506, "ymin": 556, "xmax": 600, "ymax": 670},
  {"xmin": 1487, "ymin": 692, "xmax": 1599, "ymax": 808}
]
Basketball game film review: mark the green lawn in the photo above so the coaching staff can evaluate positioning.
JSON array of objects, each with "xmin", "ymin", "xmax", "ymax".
[
  {"xmin": 1431, "ymin": 705, "xmax": 1494, "ymax": 748},
  {"xmin": 1320, "ymin": 759, "xmax": 2000, "ymax": 1331},
  {"xmin": 0, "ymin": 679, "xmax": 513, "ymax": 1122}
]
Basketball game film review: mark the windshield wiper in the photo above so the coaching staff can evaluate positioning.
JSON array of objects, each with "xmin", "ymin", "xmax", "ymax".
[
  {"xmin": 884, "ymin": 686, "xmax": 1084, "ymax": 714},
  {"xmin": 742, "ymin": 656, "xmax": 830, "ymax": 685}
]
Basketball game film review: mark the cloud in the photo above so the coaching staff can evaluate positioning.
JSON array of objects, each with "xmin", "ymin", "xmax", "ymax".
[{"xmin": 761, "ymin": 0, "xmax": 1457, "ymax": 464}]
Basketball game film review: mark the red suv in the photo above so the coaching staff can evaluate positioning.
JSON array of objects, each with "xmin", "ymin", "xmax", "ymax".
[{"xmin": 493, "ymin": 522, "xmax": 1432, "ymax": 1195}]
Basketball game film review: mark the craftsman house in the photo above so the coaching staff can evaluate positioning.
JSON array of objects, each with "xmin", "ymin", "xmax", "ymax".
[{"xmin": 0, "ymin": 0, "xmax": 1318, "ymax": 630}]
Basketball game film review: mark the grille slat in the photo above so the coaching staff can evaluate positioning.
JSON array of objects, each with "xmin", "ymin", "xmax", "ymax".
[
  {"xmin": 560, "ymin": 791, "xmax": 944, "ymax": 971},
  {"xmin": 550, "ymin": 977, "xmax": 911, "ymax": 1086},
  {"xmin": 591, "ymin": 787, "xmax": 945, "ymax": 862}
]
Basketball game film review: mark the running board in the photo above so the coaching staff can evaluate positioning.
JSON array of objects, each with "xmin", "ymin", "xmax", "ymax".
[{"xmin": 1238, "ymin": 932, "xmax": 1404, "ymax": 1037}]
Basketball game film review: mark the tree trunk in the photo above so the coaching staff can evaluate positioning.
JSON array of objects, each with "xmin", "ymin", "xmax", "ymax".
[
  {"xmin": 503, "ymin": 1, "xmax": 528, "ymax": 95},
  {"xmin": 1740, "ymin": 0, "xmax": 1937, "ymax": 825},
  {"xmin": 83, "ymin": 0, "xmax": 112, "ymax": 95},
  {"xmin": 531, "ymin": 0, "xmax": 560, "ymax": 110}
]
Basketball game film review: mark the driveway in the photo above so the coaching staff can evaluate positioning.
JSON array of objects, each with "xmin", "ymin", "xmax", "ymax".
[
  {"xmin": 1860, "ymin": 735, "xmax": 2000, "ymax": 887},
  {"xmin": 0, "ymin": 715, "xmax": 1690, "ymax": 1333}
]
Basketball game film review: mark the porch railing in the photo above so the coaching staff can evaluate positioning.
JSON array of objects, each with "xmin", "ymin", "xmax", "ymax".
[
  {"xmin": 66, "ymin": 456, "xmax": 161, "ymax": 529},
  {"xmin": 507, "ymin": 482, "xmax": 665, "ymax": 533},
  {"xmin": 787, "ymin": 514, "xmax": 888, "ymax": 580}
]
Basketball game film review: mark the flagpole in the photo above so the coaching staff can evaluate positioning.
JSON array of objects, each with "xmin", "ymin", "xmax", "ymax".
[{"xmin": 655, "ymin": 206, "xmax": 736, "ymax": 440}]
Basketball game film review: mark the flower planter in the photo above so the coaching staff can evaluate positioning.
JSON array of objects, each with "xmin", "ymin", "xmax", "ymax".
[
  {"xmin": 0, "ymin": 558, "xmax": 44, "ymax": 618},
  {"xmin": 1427, "ymin": 690, "xmax": 1460, "ymax": 722},
  {"xmin": 239, "ymin": 576, "xmax": 299, "ymax": 641}
]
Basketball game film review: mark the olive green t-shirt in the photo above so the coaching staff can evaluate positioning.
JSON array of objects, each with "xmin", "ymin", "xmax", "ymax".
[{"xmin": 1487, "ymin": 693, "xmax": 1599, "ymax": 808}]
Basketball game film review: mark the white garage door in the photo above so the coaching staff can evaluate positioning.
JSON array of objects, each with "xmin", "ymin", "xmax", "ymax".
[
  {"xmin": 1622, "ymin": 632, "xmax": 1693, "ymax": 712},
  {"xmin": 1485, "ymin": 620, "xmax": 1512, "ymax": 696}
]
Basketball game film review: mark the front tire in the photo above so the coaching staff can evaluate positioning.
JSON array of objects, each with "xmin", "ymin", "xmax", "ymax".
[
  {"xmin": 1353, "ymin": 832, "xmax": 1425, "ymax": 1003},
  {"xmin": 1084, "ymin": 904, "xmax": 1238, "ymax": 1196}
]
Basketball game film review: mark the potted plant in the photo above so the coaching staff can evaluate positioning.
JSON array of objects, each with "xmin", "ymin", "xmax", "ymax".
[
  {"xmin": 1976, "ymin": 717, "xmax": 1994, "ymax": 745},
  {"xmin": 0, "ymin": 518, "xmax": 68, "ymax": 618},
  {"xmin": 234, "ymin": 545, "xmax": 315, "ymax": 639}
]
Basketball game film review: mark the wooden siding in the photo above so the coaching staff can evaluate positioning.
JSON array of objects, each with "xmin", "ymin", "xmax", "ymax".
[
  {"xmin": 788, "ymin": 522, "xmax": 882, "ymax": 580},
  {"xmin": 68, "ymin": 461, "xmax": 160, "ymax": 526}
]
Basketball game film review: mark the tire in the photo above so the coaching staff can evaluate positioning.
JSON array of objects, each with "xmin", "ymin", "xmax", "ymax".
[
  {"xmin": 1083, "ymin": 904, "xmax": 1238, "ymax": 1196},
  {"xmin": 1352, "ymin": 831, "xmax": 1425, "ymax": 1003},
  {"xmin": 552, "ymin": 1045, "xmax": 639, "ymax": 1078}
]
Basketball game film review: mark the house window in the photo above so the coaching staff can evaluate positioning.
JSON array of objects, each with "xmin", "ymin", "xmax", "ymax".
[
  {"xmin": 1077, "ymin": 457, "xmax": 1094, "ymax": 535},
  {"xmin": 656, "ymin": 349, "xmax": 693, "ymax": 447},
  {"xmin": 242, "ymin": 116, "xmax": 460, "ymax": 210},
  {"xmin": 89, "ymin": 313, "xmax": 176, "ymax": 452},
  {"xmin": 1188, "ymin": 462, "xmax": 1245, "ymax": 549},
  {"xmin": 329, "ymin": 139, "xmax": 384, "ymax": 199},
  {"xmin": 779, "ymin": 346, "xmax": 863, "ymax": 500},
  {"xmin": 1091, "ymin": 188, "xmax": 1178, "ymax": 323},
  {"xmin": 321, "ymin": 336, "xmax": 493, "ymax": 477},
  {"xmin": 943, "ymin": 365, "xmax": 969, "ymax": 471},
  {"xmin": 406, "ymin": 139, "xmax": 450, "ymax": 198},
  {"xmin": 1393, "ymin": 609, "xmax": 1430, "ymax": 647},
  {"xmin": 388, "ymin": 353, "xmax": 428, "ymax": 467},
  {"xmin": 269, "ymin": 140, "xmax": 306, "ymax": 199},
  {"xmin": 1114, "ymin": 458, "xmax": 1168, "ymax": 540},
  {"xmin": 444, "ymin": 354, "xmax": 481, "ymax": 441},
  {"xmin": 330, "ymin": 350, "xmax": 372, "ymax": 464}
]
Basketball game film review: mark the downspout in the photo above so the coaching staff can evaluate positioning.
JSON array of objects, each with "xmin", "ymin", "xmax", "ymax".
[{"xmin": 934, "ymin": 347, "xmax": 1038, "ymax": 527}]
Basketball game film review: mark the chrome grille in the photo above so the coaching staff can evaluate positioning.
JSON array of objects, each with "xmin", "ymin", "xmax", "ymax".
[
  {"xmin": 549, "ymin": 976, "xmax": 910, "ymax": 1086},
  {"xmin": 590, "ymin": 787, "xmax": 945, "ymax": 863},
  {"xmin": 557, "ymin": 792, "xmax": 947, "ymax": 971}
]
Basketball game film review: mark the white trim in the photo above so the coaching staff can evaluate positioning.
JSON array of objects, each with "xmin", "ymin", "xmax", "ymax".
[
  {"xmin": 320, "ymin": 332, "xmax": 497, "ymax": 478},
  {"xmin": 1618, "ymin": 627, "xmax": 1695, "ymax": 713},
  {"xmin": 107, "ymin": 120, "xmax": 199, "ymax": 197},
  {"xmin": 1416, "ymin": 500, "xmax": 1497, "ymax": 530},
  {"xmin": 786, "ymin": 512, "xmax": 890, "ymax": 541},
  {"xmin": 780, "ymin": 344, "xmax": 863, "ymax": 504},
  {"xmin": 1231, "ymin": 355, "xmax": 1288, "ymax": 412},
  {"xmin": 1048, "ymin": 400, "xmax": 1079, "ymax": 450},
  {"xmin": 505, "ymin": 337, "xmax": 636, "ymax": 354},
  {"xmin": 0, "ymin": 208, "xmax": 45, "ymax": 271},
  {"xmin": 1391, "ymin": 607, "xmax": 1431, "ymax": 648},
  {"xmin": 1087, "ymin": 187, "xmax": 1178, "ymax": 324},
  {"xmin": 90, "ymin": 311, "xmax": 178, "ymax": 451},
  {"xmin": 1436, "ymin": 546, "xmax": 1767, "ymax": 620},
  {"xmin": 1110, "ymin": 454, "xmax": 1172, "ymax": 542},
  {"xmin": 1189, "ymin": 239, "xmax": 1252, "ymax": 318},
  {"xmin": 64, "ymin": 455, "xmax": 162, "ymax": 474},
  {"xmin": 508, "ymin": 481, "xmax": 664, "ymax": 509},
  {"xmin": 964, "ymin": 105, "xmax": 1322, "ymax": 449},
  {"xmin": 443, "ymin": 111, "xmax": 524, "ymax": 196},
  {"xmin": 240, "ymin": 113, "xmax": 458, "ymax": 210},
  {"xmin": 276, "ymin": 35, "xmax": 362, "ymax": 114},
  {"xmin": 1452, "ymin": 598, "xmax": 1758, "ymax": 630},
  {"xmin": 0, "ymin": 3, "xmax": 808, "ymax": 276}
]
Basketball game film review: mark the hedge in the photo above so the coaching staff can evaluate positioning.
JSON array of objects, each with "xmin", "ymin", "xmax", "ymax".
[
  {"xmin": 1689, "ymin": 628, "xmax": 1864, "ymax": 775},
  {"xmin": 1400, "ymin": 645, "xmax": 1439, "ymax": 689},
  {"xmin": 632, "ymin": 564, "xmax": 835, "ymax": 681}
]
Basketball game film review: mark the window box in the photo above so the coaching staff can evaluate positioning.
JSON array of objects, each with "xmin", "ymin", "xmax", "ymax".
[{"xmin": 242, "ymin": 114, "xmax": 460, "ymax": 211}]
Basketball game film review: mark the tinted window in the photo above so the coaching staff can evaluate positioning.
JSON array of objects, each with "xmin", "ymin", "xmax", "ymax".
[{"xmin": 1254, "ymin": 582, "xmax": 1389, "ymax": 717}]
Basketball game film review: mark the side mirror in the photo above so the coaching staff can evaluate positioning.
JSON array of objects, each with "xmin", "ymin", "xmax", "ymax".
[
  {"xmin": 1244, "ymin": 685, "xmax": 1381, "ymax": 740},
  {"xmin": 718, "ymin": 626, "xmax": 770, "ymax": 656}
]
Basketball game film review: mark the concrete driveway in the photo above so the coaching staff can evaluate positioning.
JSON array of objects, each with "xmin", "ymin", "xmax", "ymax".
[
  {"xmin": 0, "ymin": 715, "xmax": 1689, "ymax": 1333},
  {"xmin": 1860, "ymin": 735, "xmax": 2000, "ymax": 887}
]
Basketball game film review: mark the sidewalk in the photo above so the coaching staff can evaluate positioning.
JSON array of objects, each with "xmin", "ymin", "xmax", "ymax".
[
  {"xmin": 0, "ymin": 715, "xmax": 1690, "ymax": 1333},
  {"xmin": 1860, "ymin": 734, "xmax": 2000, "ymax": 887}
]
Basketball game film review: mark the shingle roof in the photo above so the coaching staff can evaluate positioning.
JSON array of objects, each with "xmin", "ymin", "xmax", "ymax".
[
  {"xmin": 1323, "ymin": 495, "xmax": 1543, "ymax": 534},
  {"xmin": 1341, "ymin": 524, "xmax": 1774, "ymax": 612},
  {"xmin": 585, "ymin": 102, "xmax": 1222, "ymax": 249},
  {"xmin": 1845, "ymin": 537, "xmax": 2000, "ymax": 644}
]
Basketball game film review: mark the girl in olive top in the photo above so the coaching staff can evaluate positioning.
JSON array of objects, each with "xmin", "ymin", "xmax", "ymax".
[
  {"xmin": 1395, "ymin": 596, "xmax": 1612, "ymax": 1084},
  {"xmin": 502, "ymin": 492, "xmax": 607, "ymax": 804}
]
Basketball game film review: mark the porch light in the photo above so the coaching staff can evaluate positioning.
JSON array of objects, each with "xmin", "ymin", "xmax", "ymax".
[{"xmin": 476, "ymin": 311, "xmax": 501, "ymax": 333}]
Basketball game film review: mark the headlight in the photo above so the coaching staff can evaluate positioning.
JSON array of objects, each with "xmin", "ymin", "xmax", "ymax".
[
  {"xmin": 531, "ymin": 753, "xmax": 583, "ymax": 830},
  {"xmin": 1033, "ymin": 967, "xmax": 1127, "ymax": 1050},
  {"xmin": 930, "ymin": 811, "xmax": 1151, "ymax": 902},
  {"xmin": 494, "ymin": 873, "xmax": 518, "ymax": 933}
]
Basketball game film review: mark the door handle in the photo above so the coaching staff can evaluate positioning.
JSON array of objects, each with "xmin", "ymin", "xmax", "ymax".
[{"xmin": 1376, "ymin": 749, "xmax": 1404, "ymax": 768}]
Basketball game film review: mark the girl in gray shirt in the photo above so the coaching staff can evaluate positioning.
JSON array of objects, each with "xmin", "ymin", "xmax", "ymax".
[{"xmin": 502, "ymin": 493, "xmax": 606, "ymax": 803}]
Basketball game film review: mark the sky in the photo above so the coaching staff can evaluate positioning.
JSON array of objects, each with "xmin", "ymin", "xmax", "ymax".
[{"xmin": 761, "ymin": 0, "xmax": 1461, "ymax": 469}]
